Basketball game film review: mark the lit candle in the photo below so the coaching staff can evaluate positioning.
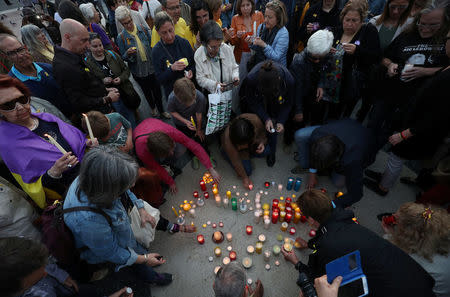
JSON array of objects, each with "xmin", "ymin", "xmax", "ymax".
[
  {"xmin": 286, "ymin": 206, "xmax": 293, "ymax": 214},
  {"xmin": 196, "ymin": 197, "xmax": 205, "ymax": 206},
  {"xmin": 289, "ymin": 227, "xmax": 296, "ymax": 235},
  {"xmin": 258, "ymin": 234, "xmax": 266, "ymax": 243},
  {"xmin": 200, "ymin": 180, "xmax": 207, "ymax": 191},
  {"xmin": 226, "ymin": 191, "xmax": 231, "ymax": 198},
  {"xmin": 286, "ymin": 177, "xmax": 294, "ymax": 190},
  {"xmin": 245, "ymin": 225, "xmax": 253, "ymax": 235},
  {"xmin": 193, "ymin": 191, "xmax": 199, "ymax": 198},
  {"xmin": 272, "ymin": 199, "xmax": 279, "ymax": 210},
  {"xmin": 212, "ymin": 223, "xmax": 217, "ymax": 228},
  {"xmin": 278, "ymin": 184, "xmax": 283, "ymax": 191},
  {"xmin": 242, "ymin": 257, "xmax": 252, "ymax": 268},
  {"xmin": 214, "ymin": 247, "xmax": 222, "ymax": 257},
  {"xmin": 171, "ymin": 206, "xmax": 178, "ymax": 217},
  {"xmin": 44, "ymin": 134, "xmax": 67, "ymax": 154},
  {"xmin": 219, "ymin": 221, "xmax": 224, "ymax": 227},
  {"xmin": 279, "ymin": 203, "xmax": 285, "ymax": 212},
  {"xmin": 280, "ymin": 222, "xmax": 288, "ymax": 232},
  {"xmin": 188, "ymin": 208, "xmax": 195, "ymax": 218},
  {"xmin": 291, "ymin": 203, "xmax": 298, "ymax": 210},
  {"xmin": 197, "ymin": 234, "xmax": 205, "ymax": 244},
  {"xmin": 300, "ymin": 215, "xmax": 307, "ymax": 223},
  {"xmin": 223, "ymin": 197, "xmax": 229, "ymax": 208},
  {"xmin": 255, "ymin": 203, "xmax": 261, "ymax": 209},
  {"xmin": 263, "ymin": 250, "xmax": 271, "ymax": 262},
  {"xmin": 279, "ymin": 211, "xmax": 286, "ymax": 222},
  {"xmin": 264, "ymin": 218, "xmax": 270, "ymax": 229},
  {"xmin": 271, "ymin": 211, "xmax": 279, "ymax": 224},
  {"xmin": 255, "ymin": 193, "xmax": 261, "ymax": 200},
  {"xmin": 273, "ymin": 245, "xmax": 281, "ymax": 255},
  {"xmin": 227, "ymin": 246, "xmax": 232, "ymax": 251},
  {"xmin": 264, "ymin": 181, "xmax": 270, "ymax": 188},
  {"xmin": 254, "ymin": 210, "xmax": 261, "ymax": 223},
  {"xmin": 285, "ymin": 212, "xmax": 292, "ymax": 223},
  {"xmin": 212, "ymin": 187, "xmax": 219, "ymax": 195},
  {"xmin": 248, "ymin": 184, "xmax": 253, "ymax": 190},
  {"xmin": 204, "ymin": 192, "xmax": 209, "ymax": 199},
  {"xmin": 226, "ymin": 232, "xmax": 233, "ymax": 242},
  {"xmin": 183, "ymin": 203, "xmax": 191, "ymax": 211},
  {"xmin": 263, "ymin": 209, "xmax": 270, "ymax": 217},
  {"xmin": 283, "ymin": 242, "xmax": 293, "ymax": 252},
  {"xmin": 265, "ymin": 264, "xmax": 271, "ymax": 270},
  {"xmin": 215, "ymin": 194, "xmax": 221, "ymax": 207},
  {"xmin": 81, "ymin": 113, "xmax": 95, "ymax": 139},
  {"xmin": 309, "ymin": 229, "xmax": 316, "ymax": 237},
  {"xmin": 213, "ymin": 231, "xmax": 224, "ymax": 243},
  {"xmin": 214, "ymin": 266, "xmax": 221, "ymax": 274},
  {"xmin": 262, "ymin": 203, "xmax": 270, "ymax": 211},
  {"xmin": 239, "ymin": 199, "xmax": 248, "ymax": 213},
  {"xmin": 229, "ymin": 251, "xmax": 237, "ymax": 261},
  {"xmin": 255, "ymin": 242, "xmax": 263, "ymax": 254},
  {"xmin": 222, "ymin": 257, "xmax": 230, "ymax": 265},
  {"xmin": 293, "ymin": 212, "xmax": 301, "ymax": 224},
  {"xmin": 231, "ymin": 198, "xmax": 237, "ymax": 210},
  {"xmin": 247, "ymin": 245, "xmax": 255, "ymax": 254},
  {"xmin": 335, "ymin": 191, "xmax": 344, "ymax": 198},
  {"xmin": 294, "ymin": 178, "xmax": 302, "ymax": 192}
]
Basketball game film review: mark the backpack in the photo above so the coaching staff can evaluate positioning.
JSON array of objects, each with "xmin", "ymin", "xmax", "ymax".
[{"xmin": 40, "ymin": 201, "xmax": 112, "ymax": 266}]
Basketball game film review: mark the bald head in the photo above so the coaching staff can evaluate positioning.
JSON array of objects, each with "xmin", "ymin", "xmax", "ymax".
[{"xmin": 60, "ymin": 19, "xmax": 90, "ymax": 55}]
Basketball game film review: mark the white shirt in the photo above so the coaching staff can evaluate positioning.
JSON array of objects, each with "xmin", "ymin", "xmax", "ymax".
[{"xmin": 140, "ymin": 0, "xmax": 162, "ymax": 20}]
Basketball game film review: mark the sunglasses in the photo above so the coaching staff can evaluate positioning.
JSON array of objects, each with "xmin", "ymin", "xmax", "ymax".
[{"xmin": 0, "ymin": 95, "xmax": 30, "ymax": 111}]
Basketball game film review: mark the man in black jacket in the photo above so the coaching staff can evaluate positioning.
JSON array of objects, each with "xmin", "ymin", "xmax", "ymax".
[
  {"xmin": 53, "ymin": 19, "xmax": 119, "ymax": 121},
  {"xmin": 282, "ymin": 189, "xmax": 436, "ymax": 297},
  {"xmin": 293, "ymin": 118, "xmax": 377, "ymax": 207}
]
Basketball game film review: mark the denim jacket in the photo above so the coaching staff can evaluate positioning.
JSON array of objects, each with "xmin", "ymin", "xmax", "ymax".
[{"xmin": 63, "ymin": 177, "xmax": 145, "ymax": 271}]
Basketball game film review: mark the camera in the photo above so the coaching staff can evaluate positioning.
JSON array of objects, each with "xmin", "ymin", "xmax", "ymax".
[{"xmin": 295, "ymin": 261, "xmax": 318, "ymax": 297}]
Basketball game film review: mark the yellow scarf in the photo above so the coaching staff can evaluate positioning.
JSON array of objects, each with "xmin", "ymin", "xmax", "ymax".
[{"xmin": 127, "ymin": 25, "xmax": 147, "ymax": 62}]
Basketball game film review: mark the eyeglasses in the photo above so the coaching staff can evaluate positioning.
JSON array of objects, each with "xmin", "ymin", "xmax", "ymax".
[
  {"xmin": 207, "ymin": 44, "xmax": 221, "ymax": 51},
  {"xmin": 4, "ymin": 45, "xmax": 28, "ymax": 58},
  {"xmin": 416, "ymin": 21, "xmax": 441, "ymax": 29},
  {"xmin": 388, "ymin": 4, "xmax": 408, "ymax": 10},
  {"xmin": 166, "ymin": 4, "xmax": 181, "ymax": 11},
  {"xmin": 0, "ymin": 95, "xmax": 30, "ymax": 111}
]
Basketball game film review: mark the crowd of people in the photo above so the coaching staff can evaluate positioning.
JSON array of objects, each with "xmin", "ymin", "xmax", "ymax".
[{"xmin": 0, "ymin": 0, "xmax": 449, "ymax": 296}]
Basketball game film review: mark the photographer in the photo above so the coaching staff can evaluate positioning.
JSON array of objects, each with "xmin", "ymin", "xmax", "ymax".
[{"xmin": 281, "ymin": 189, "xmax": 436, "ymax": 297}]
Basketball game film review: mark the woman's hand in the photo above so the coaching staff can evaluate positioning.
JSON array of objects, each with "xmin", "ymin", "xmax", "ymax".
[
  {"xmin": 255, "ymin": 143, "xmax": 265, "ymax": 154},
  {"xmin": 265, "ymin": 119, "xmax": 274, "ymax": 133},
  {"xmin": 169, "ymin": 183, "xmax": 178, "ymax": 194},
  {"xmin": 126, "ymin": 47, "xmax": 137, "ymax": 55},
  {"xmin": 171, "ymin": 61, "xmax": 187, "ymax": 71},
  {"xmin": 209, "ymin": 168, "xmax": 221, "ymax": 183},
  {"xmin": 253, "ymin": 37, "xmax": 266, "ymax": 48},
  {"xmin": 401, "ymin": 66, "xmax": 432, "ymax": 82},
  {"xmin": 387, "ymin": 63, "xmax": 398, "ymax": 77},
  {"xmin": 316, "ymin": 88, "xmax": 324, "ymax": 102},
  {"xmin": 185, "ymin": 70, "xmax": 193, "ymax": 79},
  {"xmin": 389, "ymin": 133, "xmax": 403, "ymax": 146},
  {"xmin": 48, "ymin": 152, "xmax": 79, "ymax": 177},
  {"xmin": 63, "ymin": 276, "xmax": 79, "ymax": 292},
  {"xmin": 112, "ymin": 77, "xmax": 121, "ymax": 85},
  {"xmin": 145, "ymin": 253, "xmax": 166, "ymax": 266},
  {"xmin": 109, "ymin": 287, "xmax": 133, "ymax": 297},
  {"xmin": 243, "ymin": 177, "xmax": 253, "ymax": 190},
  {"xmin": 276, "ymin": 123, "xmax": 284, "ymax": 133},
  {"xmin": 138, "ymin": 208, "xmax": 156, "ymax": 228},
  {"xmin": 342, "ymin": 43, "xmax": 356, "ymax": 54},
  {"xmin": 103, "ymin": 77, "xmax": 113, "ymax": 85},
  {"xmin": 245, "ymin": 35, "xmax": 253, "ymax": 44},
  {"xmin": 86, "ymin": 138, "xmax": 99, "ymax": 147},
  {"xmin": 281, "ymin": 245, "xmax": 299, "ymax": 265},
  {"xmin": 314, "ymin": 275, "xmax": 342, "ymax": 297}
]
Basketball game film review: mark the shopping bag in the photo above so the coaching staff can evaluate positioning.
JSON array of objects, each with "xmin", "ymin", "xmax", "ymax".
[
  {"xmin": 205, "ymin": 86, "xmax": 233, "ymax": 135},
  {"xmin": 129, "ymin": 201, "xmax": 160, "ymax": 249}
]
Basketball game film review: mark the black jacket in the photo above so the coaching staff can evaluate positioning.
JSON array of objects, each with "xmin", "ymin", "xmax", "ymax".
[
  {"xmin": 53, "ymin": 46, "xmax": 112, "ymax": 117},
  {"xmin": 298, "ymin": 1, "xmax": 341, "ymax": 44},
  {"xmin": 310, "ymin": 119, "xmax": 377, "ymax": 207},
  {"xmin": 307, "ymin": 208, "xmax": 436, "ymax": 297}
]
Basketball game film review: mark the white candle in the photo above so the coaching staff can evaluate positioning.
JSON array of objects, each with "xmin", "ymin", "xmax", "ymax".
[
  {"xmin": 188, "ymin": 208, "xmax": 196, "ymax": 218},
  {"xmin": 44, "ymin": 134, "xmax": 67, "ymax": 154},
  {"xmin": 264, "ymin": 218, "xmax": 270, "ymax": 229},
  {"xmin": 82, "ymin": 113, "xmax": 94, "ymax": 139},
  {"xmin": 278, "ymin": 184, "xmax": 283, "ymax": 191},
  {"xmin": 254, "ymin": 210, "xmax": 261, "ymax": 224},
  {"xmin": 253, "ymin": 21, "xmax": 256, "ymax": 35}
]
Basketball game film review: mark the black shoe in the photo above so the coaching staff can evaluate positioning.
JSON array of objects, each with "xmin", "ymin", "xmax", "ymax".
[
  {"xmin": 365, "ymin": 169, "xmax": 383, "ymax": 183},
  {"xmin": 376, "ymin": 212, "xmax": 393, "ymax": 221},
  {"xmin": 363, "ymin": 178, "xmax": 388, "ymax": 196},
  {"xmin": 152, "ymin": 273, "xmax": 173, "ymax": 286},
  {"xmin": 266, "ymin": 154, "xmax": 275, "ymax": 167}
]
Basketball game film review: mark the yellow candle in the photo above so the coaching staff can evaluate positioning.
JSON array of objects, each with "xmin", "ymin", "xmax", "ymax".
[
  {"xmin": 293, "ymin": 212, "xmax": 301, "ymax": 224},
  {"xmin": 279, "ymin": 204, "xmax": 286, "ymax": 212},
  {"xmin": 262, "ymin": 203, "xmax": 270, "ymax": 211},
  {"xmin": 44, "ymin": 134, "xmax": 67, "ymax": 154},
  {"xmin": 190, "ymin": 116, "xmax": 196, "ymax": 128},
  {"xmin": 291, "ymin": 202, "xmax": 298, "ymax": 209},
  {"xmin": 82, "ymin": 113, "xmax": 94, "ymax": 139},
  {"xmin": 280, "ymin": 222, "xmax": 288, "ymax": 232},
  {"xmin": 283, "ymin": 242, "xmax": 293, "ymax": 252},
  {"xmin": 214, "ymin": 247, "xmax": 222, "ymax": 257},
  {"xmin": 213, "ymin": 187, "xmax": 219, "ymax": 195},
  {"xmin": 263, "ymin": 210, "xmax": 270, "ymax": 217},
  {"xmin": 279, "ymin": 211, "xmax": 286, "ymax": 222},
  {"xmin": 255, "ymin": 242, "xmax": 263, "ymax": 254},
  {"xmin": 226, "ymin": 191, "xmax": 231, "ymax": 198},
  {"xmin": 171, "ymin": 206, "xmax": 178, "ymax": 217}
]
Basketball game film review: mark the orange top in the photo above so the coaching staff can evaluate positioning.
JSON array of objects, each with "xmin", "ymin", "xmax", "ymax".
[{"xmin": 230, "ymin": 11, "xmax": 264, "ymax": 63}]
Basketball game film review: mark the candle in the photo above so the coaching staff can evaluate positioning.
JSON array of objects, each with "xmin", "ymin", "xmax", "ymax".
[
  {"xmin": 219, "ymin": 221, "xmax": 224, "ymax": 227},
  {"xmin": 214, "ymin": 266, "xmax": 221, "ymax": 274},
  {"xmin": 81, "ymin": 113, "xmax": 95, "ymax": 139},
  {"xmin": 280, "ymin": 222, "xmax": 288, "ymax": 232},
  {"xmin": 265, "ymin": 264, "xmax": 271, "ymax": 270},
  {"xmin": 196, "ymin": 197, "xmax": 205, "ymax": 206},
  {"xmin": 309, "ymin": 229, "xmax": 316, "ymax": 237},
  {"xmin": 255, "ymin": 242, "xmax": 263, "ymax": 254},
  {"xmin": 188, "ymin": 208, "xmax": 195, "ymax": 217},
  {"xmin": 200, "ymin": 180, "xmax": 207, "ymax": 191},
  {"xmin": 215, "ymin": 195, "xmax": 221, "ymax": 207},
  {"xmin": 214, "ymin": 247, "xmax": 222, "ymax": 257},
  {"xmin": 226, "ymin": 232, "xmax": 232, "ymax": 242},
  {"xmin": 44, "ymin": 134, "xmax": 67, "ymax": 154},
  {"xmin": 335, "ymin": 191, "xmax": 344, "ymax": 198},
  {"xmin": 286, "ymin": 177, "xmax": 294, "ymax": 190},
  {"xmin": 258, "ymin": 234, "xmax": 266, "ymax": 243},
  {"xmin": 229, "ymin": 251, "xmax": 237, "ymax": 261},
  {"xmin": 278, "ymin": 184, "xmax": 283, "ymax": 191},
  {"xmin": 253, "ymin": 21, "xmax": 256, "ymax": 35},
  {"xmin": 255, "ymin": 192, "xmax": 261, "ymax": 200},
  {"xmin": 223, "ymin": 197, "xmax": 229, "ymax": 208},
  {"xmin": 289, "ymin": 227, "xmax": 296, "ymax": 235},
  {"xmin": 278, "ymin": 203, "xmax": 285, "ymax": 213},
  {"xmin": 242, "ymin": 257, "xmax": 252, "ymax": 268},
  {"xmin": 171, "ymin": 206, "xmax": 178, "ymax": 217},
  {"xmin": 286, "ymin": 206, "xmax": 293, "ymax": 214},
  {"xmin": 294, "ymin": 178, "xmax": 302, "ymax": 192},
  {"xmin": 273, "ymin": 245, "xmax": 281, "ymax": 255},
  {"xmin": 279, "ymin": 211, "xmax": 286, "ymax": 222},
  {"xmin": 245, "ymin": 225, "xmax": 253, "ymax": 235},
  {"xmin": 193, "ymin": 191, "xmax": 199, "ymax": 198},
  {"xmin": 248, "ymin": 184, "xmax": 253, "ymax": 190},
  {"xmin": 227, "ymin": 245, "xmax": 233, "ymax": 251},
  {"xmin": 197, "ymin": 234, "xmax": 205, "ymax": 244},
  {"xmin": 291, "ymin": 202, "xmax": 298, "ymax": 210},
  {"xmin": 226, "ymin": 191, "xmax": 231, "ymax": 198},
  {"xmin": 239, "ymin": 199, "xmax": 248, "ymax": 213},
  {"xmin": 255, "ymin": 203, "xmax": 261, "ymax": 209},
  {"xmin": 283, "ymin": 242, "xmax": 293, "ymax": 252},
  {"xmin": 271, "ymin": 211, "xmax": 279, "ymax": 224},
  {"xmin": 293, "ymin": 212, "xmax": 301, "ymax": 224},
  {"xmin": 182, "ymin": 203, "xmax": 191, "ymax": 211},
  {"xmin": 254, "ymin": 210, "xmax": 261, "ymax": 223},
  {"xmin": 275, "ymin": 260, "xmax": 280, "ymax": 266},
  {"xmin": 264, "ymin": 218, "xmax": 270, "ymax": 229},
  {"xmin": 262, "ymin": 203, "xmax": 270, "ymax": 211},
  {"xmin": 204, "ymin": 192, "xmax": 209, "ymax": 199},
  {"xmin": 276, "ymin": 234, "xmax": 283, "ymax": 241},
  {"xmin": 264, "ymin": 181, "xmax": 270, "ymax": 188},
  {"xmin": 272, "ymin": 199, "xmax": 279, "ymax": 210},
  {"xmin": 212, "ymin": 223, "xmax": 217, "ymax": 228},
  {"xmin": 285, "ymin": 212, "xmax": 292, "ymax": 223},
  {"xmin": 300, "ymin": 215, "xmax": 307, "ymax": 223},
  {"xmin": 231, "ymin": 198, "xmax": 237, "ymax": 210},
  {"xmin": 223, "ymin": 257, "xmax": 230, "ymax": 265},
  {"xmin": 212, "ymin": 231, "xmax": 224, "ymax": 243},
  {"xmin": 263, "ymin": 209, "xmax": 270, "ymax": 217},
  {"xmin": 263, "ymin": 250, "xmax": 271, "ymax": 262},
  {"xmin": 212, "ymin": 187, "xmax": 219, "ymax": 195}
]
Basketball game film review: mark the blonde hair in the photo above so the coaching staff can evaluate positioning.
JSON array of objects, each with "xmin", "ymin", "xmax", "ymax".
[
  {"xmin": 391, "ymin": 203, "xmax": 450, "ymax": 261},
  {"xmin": 265, "ymin": 0, "xmax": 288, "ymax": 28},
  {"xmin": 297, "ymin": 189, "xmax": 333, "ymax": 223},
  {"xmin": 173, "ymin": 78, "xmax": 196, "ymax": 105}
]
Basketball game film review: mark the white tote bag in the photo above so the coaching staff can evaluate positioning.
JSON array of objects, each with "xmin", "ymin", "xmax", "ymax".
[
  {"xmin": 205, "ymin": 86, "xmax": 233, "ymax": 135},
  {"xmin": 129, "ymin": 201, "xmax": 160, "ymax": 249}
]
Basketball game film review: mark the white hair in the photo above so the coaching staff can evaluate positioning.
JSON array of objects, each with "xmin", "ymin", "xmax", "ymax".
[
  {"xmin": 115, "ymin": 5, "xmax": 131, "ymax": 22},
  {"xmin": 79, "ymin": 3, "xmax": 95, "ymax": 21},
  {"xmin": 306, "ymin": 30, "xmax": 334, "ymax": 57}
]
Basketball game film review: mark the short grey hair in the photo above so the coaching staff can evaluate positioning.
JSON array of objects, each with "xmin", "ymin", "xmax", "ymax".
[
  {"xmin": 154, "ymin": 11, "xmax": 174, "ymax": 31},
  {"xmin": 79, "ymin": 3, "xmax": 95, "ymax": 21},
  {"xmin": 306, "ymin": 29, "xmax": 334, "ymax": 56},
  {"xmin": 199, "ymin": 20, "xmax": 223, "ymax": 45},
  {"xmin": 21, "ymin": 24, "xmax": 46, "ymax": 52},
  {"xmin": 213, "ymin": 262, "xmax": 246, "ymax": 297},
  {"xmin": 115, "ymin": 5, "xmax": 131, "ymax": 22},
  {"xmin": 76, "ymin": 146, "xmax": 139, "ymax": 208}
]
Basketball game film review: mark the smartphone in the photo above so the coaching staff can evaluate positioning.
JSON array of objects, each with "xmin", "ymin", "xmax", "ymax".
[{"xmin": 338, "ymin": 276, "xmax": 368, "ymax": 297}]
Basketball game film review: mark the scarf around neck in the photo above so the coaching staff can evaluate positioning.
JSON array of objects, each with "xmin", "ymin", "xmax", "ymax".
[
  {"xmin": 127, "ymin": 24, "xmax": 147, "ymax": 62},
  {"xmin": 254, "ymin": 24, "xmax": 280, "ymax": 64}
]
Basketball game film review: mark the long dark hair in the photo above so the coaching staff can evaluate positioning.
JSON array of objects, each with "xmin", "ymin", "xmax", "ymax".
[
  {"xmin": 376, "ymin": 0, "xmax": 414, "ymax": 26},
  {"xmin": 190, "ymin": 0, "xmax": 211, "ymax": 35}
]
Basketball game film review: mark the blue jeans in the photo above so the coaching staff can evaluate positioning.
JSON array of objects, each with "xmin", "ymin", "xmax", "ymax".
[
  {"xmin": 294, "ymin": 125, "xmax": 320, "ymax": 168},
  {"xmin": 221, "ymin": 144, "xmax": 271, "ymax": 176},
  {"xmin": 112, "ymin": 100, "xmax": 137, "ymax": 128}
]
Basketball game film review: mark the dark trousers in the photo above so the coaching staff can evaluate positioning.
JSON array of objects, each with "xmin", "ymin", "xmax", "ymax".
[
  {"xmin": 134, "ymin": 74, "xmax": 164, "ymax": 112},
  {"xmin": 175, "ymin": 124, "xmax": 210, "ymax": 155}
]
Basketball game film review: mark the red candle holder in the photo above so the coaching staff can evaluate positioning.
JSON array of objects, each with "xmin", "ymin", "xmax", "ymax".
[
  {"xmin": 286, "ymin": 206, "xmax": 293, "ymax": 214},
  {"xmin": 272, "ymin": 199, "xmax": 279, "ymax": 209},
  {"xmin": 204, "ymin": 192, "xmax": 209, "ymax": 199},
  {"xmin": 229, "ymin": 251, "xmax": 237, "ymax": 261},
  {"xmin": 197, "ymin": 234, "xmax": 205, "ymax": 244},
  {"xmin": 285, "ymin": 197, "xmax": 292, "ymax": 208},
  {"xmin": 289, "ymin": 227, "xmax": 296, "ymax": 235},
  {"xmin": 285, "ymin": 212, "xmax": 293, "ymax": 223},
  {"xmin": 264, "ymin": 181, "xmax": 270, "ymax": 188},
  {"xmin": 309, "ymin": 229, "xmax": 316, "ymax": 237},
  {"xmin": 200, "ymin": 180, "xmax": 207, "ymax": 191},
  {"xmin": 193, "ymin": 191, "xmax": 199, "ymax": 198},
  {"xmin": 300, "ymin": 215, "xmax": 307, "ymax": 223},
  {"xmin": 271, "ymin": 211, "xmax": 279, "ymax": 224},
  {"xmin": 248, "ymin": 184, "xmax": 253, "ymax": 190},
  {"xmin": 246, "ymin": 225, "xmax": 253, "ymax": 235}
]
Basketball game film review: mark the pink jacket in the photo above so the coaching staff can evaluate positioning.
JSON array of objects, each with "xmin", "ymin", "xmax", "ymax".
[{"xmin": 133, "ymin": 118, "xmax": 212, "ymax": 185}]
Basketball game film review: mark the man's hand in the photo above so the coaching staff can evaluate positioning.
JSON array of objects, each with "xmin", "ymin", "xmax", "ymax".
[
  {"xmin": 126, "ymin": 47, "xmax": 137, "ymax": 55},
  {"xmin": 255, "ymin": 143, "xmax": 265, "ymax": 154},
  {"xmin": 247, "ymin": 279, "xmax": 264, "ymax": 297},
  {"xmin": 138, "ymin": 208, "xmax": 156, "ymax": 228},
  {"xmin": 281, "ymin": 245, "xmax": 299, "ymax": 265},
  {"xmin": 107, "ymin": 89, "xmax": 120, "ymax": 102},
  {"xmin": 63, "ymin": 276, "xmax": 79, "ymax": 292},
  {"xmin": 145, "ymin": 253, "xmax": 166, "ymax": 266},
  {"xmin": 109, "ymin": 287, "xmax": 134, "ymax": 297},
  {"xmin": 401, "ymin": 66, "xmax": 431, "ymax": 82},
  {"xmin": 342, "ymin": 43, "xmax": 356, "ymax": 55},
  {"xmin": 276, "ymin": 123, "xmax": 284, "ymax": 133},
  {"xmin": 171, "ymin": 61, "xmax": 187, "ymax": 71},
  {"xmin": 388, "ymin": 133, "xmax": 403, "ymax": 146},
  {"xmin": 169, "ymin": 183, "xmax": 178, "ymax": 194},
  {"xmin": 307, "ymin": 172, "xmax": 318, "ymax": 189},
  {"xmin": 185, "ymin": 120, "xmax": 196, "ymax": 131},
  {"xmin": 295, "ymin": 237, "xmax": 308, "ymax": 249},
  {"xmin": 265, "ymin": 119, "xmax": 274, "ymax": 133},
  {"xmin": 314, "ymin": 275, "xmax": 342, "ymax": 297},
  {"xmin": 253, "ymin": 37, "xmax": 266, "ymax": 48}
]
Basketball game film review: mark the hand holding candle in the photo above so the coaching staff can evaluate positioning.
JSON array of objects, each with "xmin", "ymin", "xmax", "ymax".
[
  {"xmin": 45, "ymin": 134, "xmax": 67, "ymax": 154},
  {"xmin": 82, "ymin": 113, "xmax": 95, "ymax": 139}
]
